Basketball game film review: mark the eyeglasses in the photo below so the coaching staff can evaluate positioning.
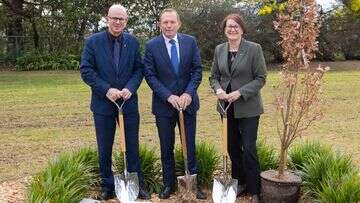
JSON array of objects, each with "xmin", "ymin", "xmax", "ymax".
[
  {"xmin": 108, "ymin": 16, "xmax": 127, "ymax": 23},
  {"xmin": 226, "ymin": 25, "xmax": 240, "ymax": 30}
]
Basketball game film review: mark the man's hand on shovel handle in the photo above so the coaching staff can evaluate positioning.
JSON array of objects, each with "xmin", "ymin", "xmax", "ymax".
[
  {"xmin": 120, "ymin": 88, "xmax": 132, "ymax": 100},
  {"xmin": 106, "ymin": 88, "xmax": 122, "ymax": 102},
  {"xmin": 179, "ymin": 93, "xmax": 192, "ymax": 110},
  {"xmin": 167, "ymin": 95, "xmax": 181, "ymax": 110}
]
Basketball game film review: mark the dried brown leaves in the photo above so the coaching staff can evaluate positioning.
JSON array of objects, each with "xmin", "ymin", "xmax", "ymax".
[{"xmin": 273, "ymin": 0, "xmax": 330, "ymax": 173}]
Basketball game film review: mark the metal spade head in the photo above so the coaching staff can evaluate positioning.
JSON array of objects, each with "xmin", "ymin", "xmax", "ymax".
[
  {"xmin": 212, "ymin": 177, "xmax": 238, "ymax": 203},
  {"xmin": 177, "ymin": 173, "xmax": 197, "ymax": 201},
  {"xmin": 114, "ymin": 171, "xmax": 139, "ymax": 202}
]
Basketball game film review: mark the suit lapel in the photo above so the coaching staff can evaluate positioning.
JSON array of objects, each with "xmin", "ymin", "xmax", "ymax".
[
  {"xmin": 178, "ymin": 34, "xmax": 185, "ymax": 76},
  {"xmin": 117, "ymin": 34, "xmax": 129, "ymax": 76},
  {"xmin": 219, "ymin": 43, "xmax": 231, "ymax": 76},
  {"xmin": 157, "ymin": 35, "xmax": 177, "ymax": 77},
  {"xmin": 101, "ymin": 32, "xmax": 114, "ymax": 71},
  {"xmin": 230, "ymin": 38, "xmax": 248, "ymax": 75}
]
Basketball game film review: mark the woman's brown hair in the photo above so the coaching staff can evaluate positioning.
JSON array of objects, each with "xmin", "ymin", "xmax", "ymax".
[{"xmin": 221, "ymin": 13, "xmax": 247, "ymax": 33}]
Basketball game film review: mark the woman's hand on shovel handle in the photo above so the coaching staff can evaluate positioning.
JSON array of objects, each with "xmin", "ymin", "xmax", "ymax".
[
  {"xmin": 227, "ymin": 90, "xmax": 241, "ymax": 103},
  {"xmin": 216, "ymin": 88, "xmax": 228, "ymax": 101}
]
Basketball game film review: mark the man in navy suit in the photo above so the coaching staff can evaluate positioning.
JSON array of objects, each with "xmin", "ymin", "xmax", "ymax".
[
  {"xmin": 143, "ymin": 8, "xmax": 205, "ymax": 199},
  {"xmin": 80, "ymin": 4, "xmax": 150, "ymax": 200}
]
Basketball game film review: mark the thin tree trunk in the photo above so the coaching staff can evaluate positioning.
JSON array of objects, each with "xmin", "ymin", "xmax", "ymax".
[
  {"xmin": 31, "ymin": 19, "xmax": 39, "ymax": 49},
  {"xmin": 277, "ymin": 147, "xmax": 288, "ymax": 178},
  {"xmin": 77, "ymin": 19, "xmax": 86, "ymax": 42}
]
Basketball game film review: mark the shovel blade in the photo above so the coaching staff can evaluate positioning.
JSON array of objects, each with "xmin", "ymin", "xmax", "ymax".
[
  {"xmin": 114, "ymin": 172, "xmax": 139, "ymax": 202},
  {"xmin": 212, "ymin": 178, "xmax": 238, "ymax": 203},
  {"xmin": 177, "ymin": 174, "xmax": 197, "ymax": 200}
]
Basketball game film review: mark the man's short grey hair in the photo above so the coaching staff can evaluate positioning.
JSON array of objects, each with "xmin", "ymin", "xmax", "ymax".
[
  {"xmin": 160, "ymin": 8, "xmax": 180, "ymax": 22},
  {"xmin": 108, "ymin": 4, "xmax": 127, "ymax": 16}
]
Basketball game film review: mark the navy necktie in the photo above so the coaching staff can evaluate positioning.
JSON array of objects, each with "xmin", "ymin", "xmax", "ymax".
[
  {"xmin": 114, "ymin": 38, "xmax": 120, "ymax": 72},
  {"xmin": 169, "ymin": 39, "xmax": 179, "ymax": 75}
]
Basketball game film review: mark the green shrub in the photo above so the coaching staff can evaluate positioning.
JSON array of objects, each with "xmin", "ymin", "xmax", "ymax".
[
  {"xmin": 195, "ymin": 142, "xmax": 221, "ymax": 187},
  {"xmin": 27, "ymin": 148, "xmax": 99, "ymax": 203},
  {"xmin": 138, "ymin": 146, "xmax": 162, "ymax": 193},
  {"xmin": 113, "ymin": 146, "xmax": 162, "ymax": 193},
  {"xmin": 317, "ymin": 172, "xmax": 360, "ymax": 203},
  {"xmin": 15, "ymin": 51, "xmax": 80, "ymax": 71},
  {"xmin": 113, "ymin": 151, "xmax": 124, "ymax": 177},
  {"xmin": 175, "ymin": 141, "xmax": 220, "ymax": 187},
  {"xmin": 334, "ymin": 52, "xmax": 346, "ymax": 61},
  {"xmin": 257, "ymin": 139, "xmax": 278, "ymax": 171},
  {"xmin": 301, "ymin": 152, "xmax": 356, "ymax": 200},
  {"xmin": 175, "ymin": 143, "xmax": 185, "ymax": 176},
  {"xmin": 289, "ymin": 141, "xmax": 332, "ymax": 170}
]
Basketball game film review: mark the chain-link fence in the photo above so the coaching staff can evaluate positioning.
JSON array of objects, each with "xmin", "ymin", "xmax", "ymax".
[
  {"xmin": 1, "ymin": 36, "xmax": 30, "ymax": 63},
  {"xmin": 0, "ymin": 35, "xmax": 64, "ymax": 65}
]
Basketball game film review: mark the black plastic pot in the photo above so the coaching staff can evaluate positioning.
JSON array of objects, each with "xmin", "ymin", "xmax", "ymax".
[{"xmin": 260, "ymin": 170, "xmax": 302, "ymax": 203}]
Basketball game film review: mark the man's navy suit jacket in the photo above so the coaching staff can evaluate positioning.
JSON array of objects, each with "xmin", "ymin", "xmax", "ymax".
[
  {"xmin": 80, "ymin": 31, "xmax": 143, "ymax": 115},
  {"xmin": 143, "ymin": 33, "xmax": 202, "ymax": 116}
]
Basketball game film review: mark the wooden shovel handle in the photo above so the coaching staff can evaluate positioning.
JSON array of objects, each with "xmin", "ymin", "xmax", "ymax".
[
  {"xmin": 222, "ymin": 116, "xmax": 228, "ymax": 157},
  {"xmin": 117, "ymin": 113, "xmax": 126, "ymax": 152},
  {"xmin": 179, "ymin": 110, "xmax": 188, "ymax": 160}
]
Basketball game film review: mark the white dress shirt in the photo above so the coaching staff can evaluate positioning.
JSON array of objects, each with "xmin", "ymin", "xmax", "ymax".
[{"xmin": 162, "ymin": 34, "xmax": 180, "ymax": 61}]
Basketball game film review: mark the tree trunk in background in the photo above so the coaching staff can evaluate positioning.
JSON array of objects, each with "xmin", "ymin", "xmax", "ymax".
[
  {"xmin": 4, "ymin": 0, "xmax": 24, "ymax": 60},
  {"xmin": 31, "ymin": 19, "xmax": 39, "ymax": 49},
  {"xmin": 78, "ymin": 19, "xmax": 86, "ymax": 41}
]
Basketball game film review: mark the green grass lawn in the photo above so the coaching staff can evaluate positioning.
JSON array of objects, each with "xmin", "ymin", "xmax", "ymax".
[{"xmin": 1, "ymin": 68, "xmax": 360, "ymax": 182}]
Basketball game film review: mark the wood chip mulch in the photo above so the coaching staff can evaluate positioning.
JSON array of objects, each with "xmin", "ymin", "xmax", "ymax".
[{"xmin": 0, "ymin": 177, "xmax": 252, "ymax": 203}]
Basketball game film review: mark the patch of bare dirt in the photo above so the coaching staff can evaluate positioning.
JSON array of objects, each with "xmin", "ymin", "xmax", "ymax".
[
  {"xmin": 0, "ymin": 177, "xmax": 31, "ymax": 203},
  {"xmin": 0, "ymin": 115, "xmax": 92, "ymax": 129}
]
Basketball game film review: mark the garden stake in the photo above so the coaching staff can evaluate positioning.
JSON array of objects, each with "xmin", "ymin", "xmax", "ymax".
[
  {"xmin": 113, "ymin": 100, "xmax": 139, "ymax": 202},
  {"xmin": 212, "ymin": 102, "xmax": 238, "ymax": 203},
  {"xmin": 177, "ymin": 109, "xmax": 197, "ymax": 202}
]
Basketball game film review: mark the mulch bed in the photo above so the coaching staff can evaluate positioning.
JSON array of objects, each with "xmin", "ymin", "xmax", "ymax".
[{"xmin": 0, "ymin": 177, "xmax": 252, "ymax": 203}]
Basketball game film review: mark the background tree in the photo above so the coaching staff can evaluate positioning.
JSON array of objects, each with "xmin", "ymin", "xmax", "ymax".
[
  {"xmin": 172, "ymin": 0, "xmax": 236, "ymax": 62},
  {"xmin": 317, "ymin": 2, "xmax": 360, "ymax": 60},
  {"xmin": 2, "ymin": 0, "xmax": 25, "ymax": 58},
  {"xmin": 124, "ymin": 0, "xmax": 171, "ymax": 37},
  {"xmin": 172, "ymin": 0, "xmax": 282, "ymax": 64},
  {"xmin": 0, "ymin": 0, "xmax": 359, "ymax": 66}
]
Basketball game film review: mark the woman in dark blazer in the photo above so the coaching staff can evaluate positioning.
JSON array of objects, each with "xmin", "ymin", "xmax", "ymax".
[{"xmin": 209, "ymin": 13, "xmax": 267, "ymax": 203}]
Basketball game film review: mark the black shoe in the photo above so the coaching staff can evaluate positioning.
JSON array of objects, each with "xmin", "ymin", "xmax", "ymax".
[
  {"xmin": 196, "ymin": 187, "xmax": 206, "ymax": 199},
  {"xmin": 251, "ymin": 194, "xmax": 260, "ymax": 203},
  {"xmin": 237, "ymin": 184, "xmax": 246, "ymax": 197},
  {"xmin": 159, "ymin": 186, "xmax": 175, "ymax": 199},
  {"xmin": 138, "ymin": 185, "xmax": 151, "ymax": 200},
  {"xmin": 99, "ymin": 190, "xmax": 115, "ymax": 200}
]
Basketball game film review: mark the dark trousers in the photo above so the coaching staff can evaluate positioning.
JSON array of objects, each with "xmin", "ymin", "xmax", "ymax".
[
  {"xmin": 155, "ymin": 112, "xmax": 197, "ymax": 188},
  {"xmin": 226, "ymin": 105, "xmax": 261, "ymax": 195},
  {"xmin": 93, "ymin": 112, "xmax": 143, "ymax": 192}
]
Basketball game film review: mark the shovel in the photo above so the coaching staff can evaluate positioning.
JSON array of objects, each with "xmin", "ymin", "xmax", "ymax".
[
  {"xmin": 113, "ymin": 100, "xmax": 139, "ymax": 202},
  {"xmin": 177, "ymin": 108, "xmax": 197, "ymax": 202},
  {"xmin": 212, "ymin": 102, "xmax": 238, "ymax": 203}
]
